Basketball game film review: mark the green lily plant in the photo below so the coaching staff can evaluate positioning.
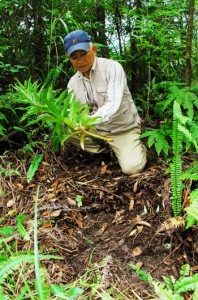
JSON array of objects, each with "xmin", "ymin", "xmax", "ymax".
[{"xmin": 13, "ymin": 77, "xmax": 111, "ymax": 151}]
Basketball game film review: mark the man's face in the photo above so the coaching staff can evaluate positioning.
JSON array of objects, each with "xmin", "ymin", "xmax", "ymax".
[{"xmin": 68, "ymin": 45, "xmax": 97, "ymax": 76}]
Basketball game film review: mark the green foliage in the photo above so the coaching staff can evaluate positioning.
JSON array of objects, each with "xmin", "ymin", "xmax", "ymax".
[
  {"xmin": 185, "ymin": 188, "xmax": 198, "ymax": 229},
  {"xmin": 50, "ymin": 285, "xmax": 83, "ymax": 299},
  {"xmin": 130, "ymin": 263, "xmax": 198, "ymax": 300},
  {"xmin": 142, "ymin": 83, "xmax": 198, "ymax": 219},
  {"xmin": 171, "ymin": 101, "xmax": 198, "ymax": 217},
  {"xmin": 171, "ymin": 102, "xmax": 184, "ymax": 216},
  {"xmin": 141, "ymin": 123, "xmax": 171, "ymax": 156},
  {"xmin": 162, "ymin": 84, "xmax": 198, "ymax": 120},
  {"xmin": 0, "ymin": 187, "xmax": 65, "ymax": 300},
  {"xmin": 0, "ymin": 93, "xmax": 19, "ymax": 139},
  {"xmin": 75, "ymin": 195, "xmax": 83, "ymax": 208},
  {"xmin": 142, "ymin": 83, "xmax": 198, "ymax": 157},
  {"xmin": 0, "ymin": 165, "xmax": 21, "ymax": 177},
  {"xmin": 0, "ymin": 204, "xmax": 121, "ymax": 299},
  {"xmin": 27, "ymin": 153, "xmax": 44, "ymax": 183},
  {"xmin": 0, "ymin": 227, "xmax": 15, "ymax": 236},
  {"xmin": 180, "ymin": 160, "xmax": 198, "ymax": 181},
  {"xmin": 13, "ymin": 77, "xmax": 111, "ymax": 151},
  {"xmin": 179, "ymin": 161, "xmax": 198, "ymax": 228},
  {"xmin": 16, "ymin": 214, "xmax": 30, "ymax": 241}
]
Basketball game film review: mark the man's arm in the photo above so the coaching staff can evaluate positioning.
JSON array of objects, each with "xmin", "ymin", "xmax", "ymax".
[{"xmin": 91, "ymin": 61, "xmax": 127, "ymax": 123}]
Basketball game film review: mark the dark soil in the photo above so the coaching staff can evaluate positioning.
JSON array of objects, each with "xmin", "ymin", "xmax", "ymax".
[{"xmin": 0, "ymin": 142, "xmax": 198, "ymax": 299}]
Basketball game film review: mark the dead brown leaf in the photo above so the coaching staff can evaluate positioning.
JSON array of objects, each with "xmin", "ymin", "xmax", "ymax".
[
  {"xmin": 13, "ymin": 182, "xmax": 23, "ymax": 189},
  {"xmin": 132, "ymin": 246, "xmax": 142, "ymax": 257},
  {"xmin": 7, "ymin": 199, "xmax": 15, "ymax": 207},
  {"xmin": 130, "ymin": 215, "xmax": 151, "ymax": 228},
  {"xmin": 67, "ymin": 197, "xmax": 77, "ymax": 207},
  {"xmin": 135, "ymin": 261, "xmax": 143, "ymax": 269},
  {"xmin": 133, "ymin": 181, "xmax": 139, "ymax": 193},
  {"xmin": 48, "ymin": 193, "xmax": 56, "ymax": 200},
  {"xmin": 100, "ymin": 162, "xmax": 107, "ymax": 174},
  {"xmin": 95, "ymin": 222, "xmax": 108, "ymax": 236},
  {"xmin": 76, "ymin": 214, "xmax": 84, "ymax": 228},
  {"xmin": 50, "ymin": 210, "xmax": 61, "ymax": 218},
  {"xmin": 113, "ymin": 209, "xmax": 125, "ymax": 224},
  {"xmin": 42, "ymin": 161, "xmax": 50, "ymax": 166},
  {"xmin": 129, "ymin": 228, "xmax": 137, "ymax": 236},
  {"xmin": 129, "ymin": 197, "xmax": 134, "ymax": 211}
]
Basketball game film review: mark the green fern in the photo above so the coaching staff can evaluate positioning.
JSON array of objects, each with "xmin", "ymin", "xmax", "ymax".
[
  {"xmin": 171, "ymin": 100, "xmax": 198, "ymax": 216},
  {"xmin": 180, "ymin": 160, "xmax": 198, "ymax": 181},
  {"xmin": 130, "ymin": 263, "xmax": 198, "ymax": 300},
  {"xmin": 163, "ymin": 84, "xmax": 198, "ymax": 120},
  {"xmin": 0, "ymin": 291, "xmax": 10, "ymax": 300},
  {"xmin": 185, "ymin": 188, "xmax": 198, "ymax": 228},
  {"xmin": 193, "ymin": 282, "xmax": 198, "ymax": 299},
  {"xmin": 153, "ymin": 282, "xmax": 183, "ymax": 300},
  {"xmin": 0, "ymin": 254, "xmax": 60, "ymax": 284},
  {"xmin": 174, "ymin": 273, "xmax": 198, "ymax": 294},
  {"xmin": 171, "ymin": 102, "xmax": 183, "ymax": 216}
]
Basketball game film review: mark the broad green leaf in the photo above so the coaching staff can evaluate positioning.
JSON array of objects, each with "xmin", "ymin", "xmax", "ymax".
[
  {"xmin": 51, "ymin": 284, "xmax": 67, "ymax": 297},
  {"xmin": 67, "ymin": 287, "xmax": 84, "ymax": 299},
  {"xmin": 0, "ymin": 226, "xmax": 15, "ymax": 236}
]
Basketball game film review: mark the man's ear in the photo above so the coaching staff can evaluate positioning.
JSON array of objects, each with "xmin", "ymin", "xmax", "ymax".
[{"xmin": 92, "ymin": 45, "xmax": 97, "ymax": 53}]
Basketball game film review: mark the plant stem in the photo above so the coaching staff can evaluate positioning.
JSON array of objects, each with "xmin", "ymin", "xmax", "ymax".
[{"xmin": 77, "ymin": 130, "xmax": 112, "ymax": 142}]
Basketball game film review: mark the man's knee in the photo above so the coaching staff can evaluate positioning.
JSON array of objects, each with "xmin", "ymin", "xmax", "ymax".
[
  {"xmin": 121, "ymin": 162, "xmax": 144, "ymax": 174},
  {"xmin": 120, "ymin": 152, "xmax": 147, "ymax": 174}
]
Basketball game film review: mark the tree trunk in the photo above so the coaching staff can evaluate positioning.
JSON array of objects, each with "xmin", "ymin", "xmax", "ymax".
[
  {"xmin": 93, "ymin": 1, "xmax": 109, "ymax": 58},
  {"xmin": 114, "ymin": 1, "xmax": 122, "ymax": 56},
  {"xmin": 185, "ymin": 0, "xmax": 195, "ymax": 86}
]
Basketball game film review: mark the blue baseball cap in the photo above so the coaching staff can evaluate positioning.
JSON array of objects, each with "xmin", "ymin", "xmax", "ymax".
[{"xmin": 64, "ymin": 30, "xmax": 92, "ymax": 56}]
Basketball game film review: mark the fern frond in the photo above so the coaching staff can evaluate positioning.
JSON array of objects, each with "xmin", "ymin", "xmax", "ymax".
[
  {"xmin": 180, "ymin": 174, "xmax": 198, "ymax": 181},
  {"xmin": 184, "ymin": 90, "xmax": 198, "ymax": 118},
  {"xmin": 185, "ymin": 189, "xmax": 198, "ymax": 222},
  {"xmin": 0, "ymin": 255, "xmax": 35, "ymax": 283},
  {"xmin": 185, "ymin": 203, "xmax": 198, "ymax": 221},
  {"xmin": 192, "ymin": 282, "xmax": 198, "ymax": 300},
  {"xmin": 152, "ymin": 281, "xmax": 183, "ymax": 300},
  {"xmin": 178, "ymin": 124, "xmax": 198, "ymax": 152},
  {"xmin": 167, "ymin": 84, "xmax": 198, "ymax": 120},
  {"xmin": 174, "ymin": 273, "xmax": 198, "ymax": 294},
  {"xmin": 0, "ymin": 291, "xmax": 10, "ymax": 300},
  {"xmin": 181, "ymin": 161, "xmax": 198, "ymax": 180},
  {"xmin": 0, "ymin": 254, "xmax": 62, "ymax": 284},
  {"xmin": 157, "ymin": 217, "xmax": 185, "ymax": 233},
  {"xmin": 171, "ymin": 102, "xmax": 183, "ymax": 216}
]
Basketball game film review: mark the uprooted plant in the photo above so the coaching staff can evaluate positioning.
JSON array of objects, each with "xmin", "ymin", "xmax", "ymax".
[{"xmin": 13, "ymin": 76, "xmax": 111, "ymax": 152}]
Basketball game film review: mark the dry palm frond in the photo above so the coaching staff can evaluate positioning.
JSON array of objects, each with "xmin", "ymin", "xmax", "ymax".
[{"xmin": 157, "ymin": 216, "xmax": 185, "ymax": 233}]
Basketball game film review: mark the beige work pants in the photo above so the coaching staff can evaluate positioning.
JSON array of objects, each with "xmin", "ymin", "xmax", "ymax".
[{"xmin": 68, "ymin": 128, "xmax": 147, "ymax": 174}]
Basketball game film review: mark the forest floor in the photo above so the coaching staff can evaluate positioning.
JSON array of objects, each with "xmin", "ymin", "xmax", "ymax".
[{"xmin": 0, "ymin": 140, "xmax": 198, "ymax": 299}]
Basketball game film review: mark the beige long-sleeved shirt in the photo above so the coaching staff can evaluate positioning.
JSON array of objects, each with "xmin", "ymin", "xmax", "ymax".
[
  {"xmin": 67, "ymin": 57, "xmax": 141, "ymax": 133},
  {"xmin": 68, "ymin": 57, "xmax": 127, "ymax": 123}
]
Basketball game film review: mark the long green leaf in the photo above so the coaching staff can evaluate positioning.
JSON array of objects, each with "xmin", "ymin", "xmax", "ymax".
[
  {"xmin": 34, "ymin": 186, "xmax": 44, "ymax": 300},
  {"xmin": 27, "ymin": 154, "xmax": 44, "ymax": 183},
  {"xmin": 16, "ymin": 214, "xmax": 30, "ymax": 241}
]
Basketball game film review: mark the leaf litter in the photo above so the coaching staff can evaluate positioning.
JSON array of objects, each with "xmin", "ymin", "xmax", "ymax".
[{"xmin": 0, "ymin": 143, "xmax": 198, "ymax": 299}]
